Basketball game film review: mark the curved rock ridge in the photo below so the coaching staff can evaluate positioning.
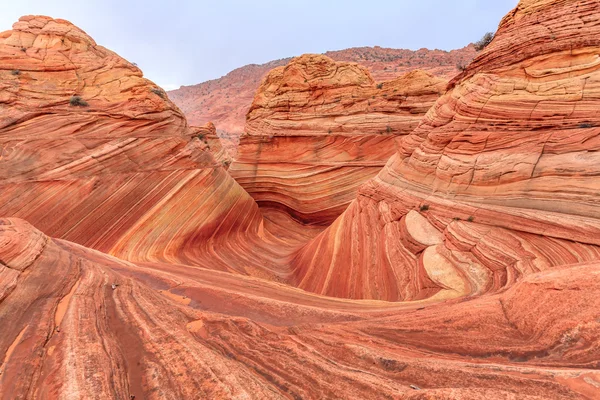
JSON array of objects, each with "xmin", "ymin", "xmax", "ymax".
[
  {"xmin": 1, "ymin": 217, "xmax": 599, "ymax": 399},
  {"xmin": 230, "ymin": 55, "xmax": 447, "ymax": 226},
  {"xmin": 167, "ymin": 45, "xmax": 476, "ymax": 136},
  {"xmin": 291, "ymin": 0, "xmax": 600, "ymax": 301},
  {"xmin": 0, "ymin": 16, "xmax": 276, "ymax": 275},
  {"xmin": 0, "ymin": 15, "xmax": 187, "ymax": 139}
]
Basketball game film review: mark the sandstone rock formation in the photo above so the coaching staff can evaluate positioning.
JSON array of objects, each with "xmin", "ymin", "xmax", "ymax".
[
  {"xmin": 291, "ymin": 0, "xmax": 600, "ymax": 303},
  {"xmin": 190, "ymin": 122, "xmax": 233, "ymax": 167},
  {"xmin": 167, "ymin": 46, "xmax": 476, "ymax": 136},
  {"xmin": 230, "ymin": 55, "xmax": 447, "ymax": 227},
  {"xmin": 0, "ymin": 16, "xmax": 262, "ymax": 269},
  {"xmin": 2, "ymin": 2, "xmax": 600, "ymax": 398}
]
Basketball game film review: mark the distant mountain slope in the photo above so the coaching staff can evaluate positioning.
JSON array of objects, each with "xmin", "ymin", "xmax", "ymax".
[{"xmin": 167, "ymin": 45, "xmax": 476, "ymax": 134}]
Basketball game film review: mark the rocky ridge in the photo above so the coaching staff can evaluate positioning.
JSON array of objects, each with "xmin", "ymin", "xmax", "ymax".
[{"xmin": 167, "ymin": 45, "xmax": 476, "ymax": 135}]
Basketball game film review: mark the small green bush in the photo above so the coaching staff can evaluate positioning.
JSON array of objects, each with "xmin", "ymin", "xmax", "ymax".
[
  {"xmin": 10, "ymin": 70, "xmax": 20, "ymax": 76},
  {"xmin": 69, "ymin": 95, "xmax": 89, "ymax": 107},
  {"xmin": 150, "ymin": 87, "xmax": 166, "ymax": 99},
  {"xmin": 420, "ymin": 204, "xmax": 430, "ymax": 212},
  {"xmin": 456, "ymin": 63, "xmax": 467, "ymax": 72},
  {"xmin": 467, "ymin": 216, "xmax": 475, "ymax": 222},
  {"xmin": 376, "ymin": 83, "xmax": 384, "ymax": 89},
  {"xmin": 386, "ymin": 126, "xmax": 392, "ymax": 133},
  {"xmin": 474, "ymin": 32, "xmax": 494, "ymax": 51}
]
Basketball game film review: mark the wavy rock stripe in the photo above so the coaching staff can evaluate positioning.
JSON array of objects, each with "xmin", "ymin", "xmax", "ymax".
[
  {"xmin": 0, "ymin": 16, "xmax": 282, "ymax": 277},
  {"xmin": 287, "ymin": 0, "xmax": 600, "ymax": 303},
  {"xmin": 231, "ymin": 135, "xmax": 398, "ymax": 225},
  {"xmin": 231, "ymin": 55, "xmax": 447, "ymax": 226},
  {"xmin": 1, "ymin": 218, "xmax": 599, "ymax": 399}
]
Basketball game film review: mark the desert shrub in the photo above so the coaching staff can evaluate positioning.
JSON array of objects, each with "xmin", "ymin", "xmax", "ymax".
[
  {"xmin": 376, "ymin": 83, "xmax": 384, "ymax": 89},
  {"xmin": 10, "ymin": 70, "xmax": 20, "ymax": 76},
  {"xmin": 456, "ymin": 63, "xmax": 467, "ymax": 72},
  {"xmin": 197, "ymin": 133, "xmax": 206, "ymax": 141},
  {"xmin": 579, "ymin": 123, "xmax": 594, "ymax": 128},
  {"xmin": 69, "ymin": 95, "xmax": 89, "ymax": 107},
  {"xmin": 386, "ymin": 126, "xmax": 392, "ymax": 133},
  {"xmin": 150, "ymin": 87, "xmax": 166, "ymax": 99},
  {"xmin": 420, "ymin": 204, "xmax": 430, "ymax": 212},
  {"xmin": 467, "ymin": 216, "xmax": 475, "ymax": 222},
  {"xmin": 474, "ymin": 32, "xmax": 494, "ymax": 51}
]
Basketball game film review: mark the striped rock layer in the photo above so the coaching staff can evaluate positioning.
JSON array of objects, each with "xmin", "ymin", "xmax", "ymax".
[
  {"xmin": 230, "ymin": 55, "xmax": 447, "ymax": 226},
  {"xmin": 2, "ymin": 217, "xmax": 599, "ymax": 399},
  {"xmin": 1, "ymin": 2, "xmax": 600, "ymax": 399},
  {"xmin": 292, "ymin": 0, "xmax": 600, "ymax": 301},
  {"xmin": 0, "ymin": 15, "xmax": 276, "ymax": 276}
]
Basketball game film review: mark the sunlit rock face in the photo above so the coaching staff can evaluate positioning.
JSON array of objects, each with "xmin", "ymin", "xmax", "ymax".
[
  {"xmin": 2, "ymin": 3, "xmax": 600, "ymax": 399},
  {"xmin": 231, "ymin": 54, "xmax": 447, "ymax": 227}
]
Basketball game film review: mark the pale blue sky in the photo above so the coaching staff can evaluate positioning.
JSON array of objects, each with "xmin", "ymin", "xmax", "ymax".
[{"xmin": 3, "ymin": 1, "xmax": 518, "ymax": 90}]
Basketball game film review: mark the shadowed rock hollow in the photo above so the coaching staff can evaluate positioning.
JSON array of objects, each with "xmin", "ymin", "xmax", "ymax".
[{"xmin": 2, "ymin": 2, "xmax": 600, "ymax": 399}]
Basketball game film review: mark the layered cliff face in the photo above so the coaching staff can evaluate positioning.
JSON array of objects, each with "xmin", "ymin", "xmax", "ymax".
[
  {"xmin": 292, "ymin": 0, "xmax": 600, "ymax": 303},
  {"xmin": 0, "ymin": 16, "xmax": 265, "ymax": 269},
  {"xmin": 230, "ymin": 54, "xmax": 447, "ymax": 227},
  {"xmin": 167, "ymin": 45, "xmax": 476, "ymax": 136}
]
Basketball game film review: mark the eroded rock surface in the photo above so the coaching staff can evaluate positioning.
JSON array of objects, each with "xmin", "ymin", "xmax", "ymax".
[
  {"xmin": 1, "ymin": 3, "xmax": 600, "ymax": 399},
  {"xmin": 0, "ymin": 16, "xmax": 265, "ymax": 272},
  {"xmin": 292, "ymin": 0, "xmax": 600, "ymax": 302},
  {"xmin": 167, "ymin": 46, "xmax": 476, "ymax": 136},
  {"xmin": 230, "ymin": 55, "xmax": 447, "ymax": 227}
]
